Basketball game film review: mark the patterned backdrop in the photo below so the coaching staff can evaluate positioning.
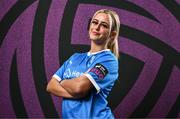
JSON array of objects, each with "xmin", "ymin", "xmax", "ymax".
[{"xmin": 0, "ymin": 0, "xmax": 179, "ymax": 118}]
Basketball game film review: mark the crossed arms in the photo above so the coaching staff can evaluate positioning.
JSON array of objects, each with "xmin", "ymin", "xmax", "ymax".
[{"xmin": 46, "ymin": 74, "xmax": 93, "ymax": 99}]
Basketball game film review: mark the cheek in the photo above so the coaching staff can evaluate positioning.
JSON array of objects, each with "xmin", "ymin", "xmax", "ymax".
[
  {"xmin": 88, "ymin": 27, "xmax": 93, "ymax": 33},
  {"xmin": 89, "ymin": 24, "xmax": 95, "ymax": 29},
  {"xmin": 101, "ymin": 29, "xmax": 110, "ymax": 36},
  {"xmin": 89, "ymin": 26, "xmax": 94, "ymax": 33}
]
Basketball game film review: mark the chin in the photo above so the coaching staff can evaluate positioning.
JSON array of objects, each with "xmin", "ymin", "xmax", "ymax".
[
  {"xmin": 90, "ymin": 36, "xmax": 99, "ymax": 41},
  {"xmin": 90, "ymin": 34, "xmax": 101, "ymax": 40},
  {"xmin": 91, "ymin": 38, "xmax": 105, "ymax": 45}
]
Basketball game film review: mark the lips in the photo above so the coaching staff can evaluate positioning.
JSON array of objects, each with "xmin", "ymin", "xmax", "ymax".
[{"xmin": 92, "ymin": 31, "xmax": 100, "ymax": 35}]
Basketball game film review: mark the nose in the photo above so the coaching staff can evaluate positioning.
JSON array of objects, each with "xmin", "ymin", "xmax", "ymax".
[{"xmin": 95, "ymin": 24, "xmax": 100, "ymax": 31}]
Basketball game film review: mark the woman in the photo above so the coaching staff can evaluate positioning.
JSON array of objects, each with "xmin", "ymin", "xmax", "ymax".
[{"xmin": 47, "ymin": 9, "xmax": 120, "ymax": 118}]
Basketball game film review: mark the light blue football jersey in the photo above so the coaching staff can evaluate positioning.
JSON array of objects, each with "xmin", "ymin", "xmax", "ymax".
[{"xmin": 53, "ymin": 49, "xmax": 119, "ymax": 119}]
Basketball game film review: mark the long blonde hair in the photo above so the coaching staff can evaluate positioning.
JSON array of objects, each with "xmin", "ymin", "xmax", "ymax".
[{"xmin": 91, "ymin": 9, "xmax": 120, "ymax": 58}]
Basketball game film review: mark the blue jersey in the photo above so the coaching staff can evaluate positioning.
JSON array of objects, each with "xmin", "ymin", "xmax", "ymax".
[{"xmin": 53, "ymin": 49, "xmax": 119, "ymax": 118}]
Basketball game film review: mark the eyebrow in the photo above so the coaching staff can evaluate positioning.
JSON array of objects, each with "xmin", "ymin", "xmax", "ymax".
[{"xmin": 92, "ymin": 19, "xmax": 109, "ymax": 26}]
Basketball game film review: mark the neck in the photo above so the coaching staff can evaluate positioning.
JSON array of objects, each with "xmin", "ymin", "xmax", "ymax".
[{"xmin": 89, "ymin": 41, "xmax": 108, "ymax": 53}]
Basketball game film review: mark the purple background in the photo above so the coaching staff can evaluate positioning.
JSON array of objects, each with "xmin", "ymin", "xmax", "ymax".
[{"xmin": 0, "ymin": 0, "xmax": 179, "ymax": 118}]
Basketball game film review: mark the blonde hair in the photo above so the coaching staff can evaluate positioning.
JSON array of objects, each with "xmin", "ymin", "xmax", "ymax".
[{"xmin": 91, "ymin": 9, "xmax": 120, "ymax": 58}]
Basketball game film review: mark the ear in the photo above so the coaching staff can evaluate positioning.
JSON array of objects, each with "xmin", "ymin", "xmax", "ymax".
[{"xmin": 110, "ymin": 31, "xmax": 117, "ymax": 38}]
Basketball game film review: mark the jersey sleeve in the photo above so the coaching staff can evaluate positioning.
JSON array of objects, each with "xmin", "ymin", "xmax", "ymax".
[
  {"xmin": 53, "ymin": 54, "xmax": 76, "ymax": 82},
  {"xmin": 84, "ymin": 55, "xmax": 118, "ymax": 94}
]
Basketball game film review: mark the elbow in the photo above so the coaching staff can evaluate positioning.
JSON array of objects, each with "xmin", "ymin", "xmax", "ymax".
[
  {"xmin": 46, "ymin": 84, "xmax": 50, "ymax": 92},
  {"xmin": 46, "ymin": 82, "xmax": 53, "ymax": 93}
]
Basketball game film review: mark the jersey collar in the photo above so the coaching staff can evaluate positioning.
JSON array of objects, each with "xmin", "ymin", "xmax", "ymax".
[{"xmin": 87, "ymin": 49, "xmax": 110, "ymax": 56}]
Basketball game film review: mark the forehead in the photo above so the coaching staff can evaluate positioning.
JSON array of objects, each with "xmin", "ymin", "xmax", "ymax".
[{"xmin": 93, "ymin": 13, "xmax": 110, "ymax": 23}]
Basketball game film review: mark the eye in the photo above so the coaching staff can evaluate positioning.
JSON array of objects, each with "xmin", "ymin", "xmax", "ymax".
[
  {"xmin": 91, "ymin": 21, "xmax": 98, "ymax": 25},
  {"xmin": 102, "ymin": 24, "xmax": 108, "ymax": 28}
]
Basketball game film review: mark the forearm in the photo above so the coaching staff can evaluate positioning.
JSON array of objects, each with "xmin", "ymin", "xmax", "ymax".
[
  {"xmin": 60, "ymin": 79, "xmax": 83, "ymax": 98},
  {"xmin": 48, "ymin": 84, "xmax": 73, "ymax": 98},
  {"xmin": 46, "ymin": 78, "xmax": 74, "ymax": 98},
  {"xmin": 60, "ymin": 75, "xmax": 92, "ymax": 98}
]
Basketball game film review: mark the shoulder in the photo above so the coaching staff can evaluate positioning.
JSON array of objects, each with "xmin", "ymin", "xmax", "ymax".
[
  {"xmin": 95, "ymin": 51, "xmax": 118, "ymax": 64},
  {"xmin": 68, "ymin": 52, "xmax": 87, "ymax": 61},
  {"xmin": 92, "ymin": 51, "xmax": 119, "ymax": 71},
  {"xmin": 70, "ymin": 52, "xmax": 86, "ymax": 58}
]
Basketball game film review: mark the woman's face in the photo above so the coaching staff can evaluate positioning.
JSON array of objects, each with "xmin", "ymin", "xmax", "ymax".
[{"xmin": 89, "ymin": 13, "xmax": 111, "ymax": 44}]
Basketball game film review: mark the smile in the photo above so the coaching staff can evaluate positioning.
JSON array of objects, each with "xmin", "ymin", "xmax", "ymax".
[{"xmin": 92, "ymin": 31, "xmax": 100, "ymax": 35}]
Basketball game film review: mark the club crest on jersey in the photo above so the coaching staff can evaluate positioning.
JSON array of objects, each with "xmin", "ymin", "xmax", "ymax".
[{"xmin": 89, "ymin": 63, "xmax": 108, "ymax": 80}]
